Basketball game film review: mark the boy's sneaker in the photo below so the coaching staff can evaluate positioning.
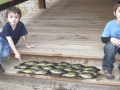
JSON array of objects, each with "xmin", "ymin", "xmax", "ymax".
[
  {"xmin": 103, "ymin": 70, "xmax": 114, "ymax": 79},
  {"xmin": 0, "ymin": 64, "xmax": 5, "ymax": 73}
]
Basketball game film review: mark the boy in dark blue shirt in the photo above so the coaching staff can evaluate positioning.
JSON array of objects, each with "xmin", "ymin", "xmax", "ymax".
[
  {"xmin": 0, "ymin": 7, "xmax": 34, "ymax": 72},
  {"xmin": 101, "ymin": 1, "xmax": 120, "ymax": 79}
]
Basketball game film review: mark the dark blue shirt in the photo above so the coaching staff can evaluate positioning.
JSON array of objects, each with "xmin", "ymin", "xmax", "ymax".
[{"xmin": 0, "ymin": 21, "xmax": 28, "ymax": 45}]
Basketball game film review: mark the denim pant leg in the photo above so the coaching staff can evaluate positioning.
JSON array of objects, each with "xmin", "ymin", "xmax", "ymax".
[
  {"xmin": 102, "ymin": 42, "xmax": 118, "ymax": 70},
  {"xmin": 0, "ymin": 37, "xmax": 12, "ymax": 64}
]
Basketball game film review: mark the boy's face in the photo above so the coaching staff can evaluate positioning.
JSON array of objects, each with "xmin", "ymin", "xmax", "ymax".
[
  {"xmin": 114, "ymin": 6, "xmax": 120, "ymax": 21},
  {"xmin": 7, "ymin": 12, "xmax": 20, "ymax": 27}
]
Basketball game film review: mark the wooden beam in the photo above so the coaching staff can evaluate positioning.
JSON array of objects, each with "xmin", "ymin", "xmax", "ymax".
[
  {"xmin": 0, "ymin": 0, "xmax": 28, "ymax": 11},
  {"xmin": 38, "ymin": 0, "xmax": 46, "ymax": 9}
]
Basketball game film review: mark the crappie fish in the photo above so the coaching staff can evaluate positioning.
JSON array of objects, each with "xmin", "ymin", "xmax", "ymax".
[
  {"xmin": 38, "ymin": 61, "xmax": 49, "ymax": 64},
  {"xmin": 18, "ymin": 69, "xmax": 35, "ymax": 74},
  {"xmin": 58, "ymin": 62, "xmax": 70, "ymax": 66},
  {"xmin": 62, "ymin": 71, "xmax": 77, "ymax": 78},
  {"xmin": 72, "ymin": 64, "xmax": 85, "ymax": 69},
  {"xmin": 50, "ymin": 69, "xmax": 65, "ymax": 75},
  {"xmin": 43, "ymin": 66, "xmax": 54, "ymax": 71},
  {"xmin": 73, "ymin": 69, "xmax": 83, "ymax": 74},
  {"xmin": 34, "ymin": 69, "xmax": 48, "ymax": 75},
  {"xmin": 64, "ymin": 67, "xmax": 74, "ymax": 72},
  {"xmin": 79, "ymin": 73, "xmax": 94, "ymax": 79},
  {"xmin": 85, "ymin": 66, "xmax": 100, "ymax": 71},
  {"xmin": 35, "ymin": 61, "xmax": 51, "ymax": 67},
  {"xmin": 30, "ymin": 66, "xmax": 42, "ymax": 70},
  {"xmin": 82, "ymin": 66, "xmax": 100, "ymax": 72},
  {"xmin": 54, "ymin": 65, "xmax": 67, "ymax": 69},
  {"xmin": 43, "ymin": 63, "xmax": 56, "ymax": 67},
  {"xmin": 14, "ymin": 64, "xmax": 31, "ymax": 69},
  {"xmin": 82, "ymin": 70, "xmax": 99, "ymax": 77},
  {"xmin": 24, "ymin": 61, "xmax": 38, "ymax": 66}
]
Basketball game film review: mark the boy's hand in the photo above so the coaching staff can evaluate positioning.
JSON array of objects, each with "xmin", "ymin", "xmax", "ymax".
[
  {"xmin": 110, "ymin": 37, "xmax": 120, "ymax": 47},
  {"xmin": 15, "ymin": 52, "xmax": 22, "ymax": 62},
  {"xmin": 26, "ymin": 45, "xmax": 35, "ymax": 49}
]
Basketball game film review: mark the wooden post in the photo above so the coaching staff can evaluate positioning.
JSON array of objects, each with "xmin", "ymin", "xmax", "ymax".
[{"xmin": 38, "ymin": 0, "xmax": 46, "ymax": 9}]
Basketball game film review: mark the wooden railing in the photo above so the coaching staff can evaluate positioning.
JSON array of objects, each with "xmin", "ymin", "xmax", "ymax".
[
  {"xmin": 0, "ymin": 0, "xmax": 28, "ymax": 11},
  {"xmin": 0, "ymin": 0, "xmax": 46, "ymax": 11}
]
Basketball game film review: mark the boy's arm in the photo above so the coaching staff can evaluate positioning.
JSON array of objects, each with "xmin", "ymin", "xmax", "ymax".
[
  {"xmin": 101, "ymin": 37, "xmax": 111, "ymax": 43},
  {"xmin": 101, "ymin": 36, "xmax": 120, "ymax": 47},
  {"xmin": 22, "ymin": 36, "xmax": 34, "ymax": 49},
  {"xmin": 6, "ymin": 37, "xmax": 21, "ymax": 62}
]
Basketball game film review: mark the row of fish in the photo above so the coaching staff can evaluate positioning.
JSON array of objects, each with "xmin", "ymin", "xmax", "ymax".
[{"xmin": 14, "ymin": 61, "xmax": 101, "ymax": 79}]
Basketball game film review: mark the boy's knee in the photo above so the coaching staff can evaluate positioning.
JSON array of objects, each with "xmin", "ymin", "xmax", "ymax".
[
  {"xmin": 105, "ymin": 42, "xmax": 115, "ymax": 49},
  {"xmin": 104, "ymin": 42, "xmax": 117, "ymax": 52},
  {"xmin": 2, "ymin": 52, "xmax": 11, "ymax": 59}
]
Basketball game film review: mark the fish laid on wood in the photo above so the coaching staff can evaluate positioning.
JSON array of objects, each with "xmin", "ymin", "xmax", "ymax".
[
  {"xmin": 34, "ymin": 69, "xmax": 48, "ymax": 75},
  {"xmin": 50, "ymin": 68, "xmax": 65, "ymax": 75},
  {"xmin": 72, "ymin": 64, "xmax": 85, "ymax": 69},
  {"xmin": 15, "ymin": 60, "xmax": 101, "ymax": 79},
  {"xmin": 64, "ymin": 67, "xmax": 74, "ymax": 72},
  {"xmin": 30, "ymin": 66, "xmax": 43, "ymax": 70},
  {"xmin": 24, "ymin": 61, "xmax": 38, "ymax": 66},
  {"xmin": 54, "ymin": 65, "xmax": 67, "ymax": 69},
  {"xmin": 62, "ymin": 71, "xmax": 78, "ymax": 78},
  {"xmin": 43, "ymin": 66, "xmax": 54, "ymax": 71},
  {"xmin": 14, "ymin": 64, "xmax": 31, "ymax": 69},
  {"xmin": 82, "ymin": 66, "xmax": 100, "ymax": 72},
  {"xmin": 18, "ymin": 69, "xmax": 35, "ymax": 74},
  {"xmin": 82, "ymin": 70, "xmax": 99, "ymax": 77},
  {"xmin": 58, "ymin": 62, "xmax": 71, "ymax": 66},
  {"xmin": 79, "ymin": 73, "xmax": 95, "ymax": 79}
]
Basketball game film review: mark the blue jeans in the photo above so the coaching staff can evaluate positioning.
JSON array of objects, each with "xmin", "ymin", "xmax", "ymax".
[
  {"xmin": 0, "ymin": 37, "xmax": 12, "ymax": 64},
  {"xmin": 102, "ymin": 42, "xmax": 120, "ymax": 70}
]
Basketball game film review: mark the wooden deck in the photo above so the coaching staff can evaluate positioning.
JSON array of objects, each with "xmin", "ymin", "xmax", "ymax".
[
  {"xmin": 16, "ymin": 0, "xmax": 119, "ymax": 60},
  {"xmin": 2, "ymin": 0, "xmax": 120, "ymax": 87}
]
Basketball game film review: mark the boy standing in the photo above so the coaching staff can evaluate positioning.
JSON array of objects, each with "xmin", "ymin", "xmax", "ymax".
[
  {"xmin": 0, "ymin": 7, "xmax": 34, "ymax": 72},
  {"xmin": 101, "ymin": 1, "xmax": 120, "ymax": 79}
]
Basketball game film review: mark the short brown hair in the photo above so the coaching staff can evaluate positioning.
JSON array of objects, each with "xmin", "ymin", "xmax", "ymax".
[
  {"xmin": 114, "ymin": 1, "xmax": 120, "ymax": 12},
  {"xmin": 6, "ymin": 7, "xmax": 22, "ymax": 18}
]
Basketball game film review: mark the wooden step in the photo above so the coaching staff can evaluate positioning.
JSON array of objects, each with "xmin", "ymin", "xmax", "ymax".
[{"xmin": 1, "ymin": 54, "xmax": 120, "ymax": 86}]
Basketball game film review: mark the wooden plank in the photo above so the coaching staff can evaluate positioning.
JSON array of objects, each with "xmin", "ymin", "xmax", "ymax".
[
  {"xmin": 2, "ymin": 72, "xmax": 120, "ymax": 86},
  {"xmin": 18, "ymin": 0, "xmax": 117, "ymax": 60}
]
